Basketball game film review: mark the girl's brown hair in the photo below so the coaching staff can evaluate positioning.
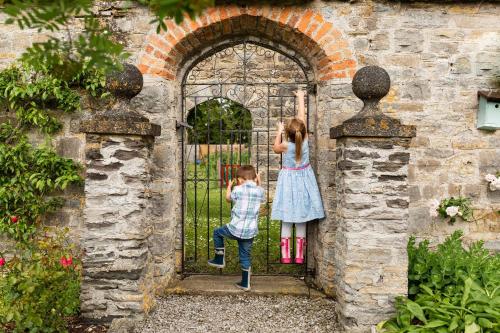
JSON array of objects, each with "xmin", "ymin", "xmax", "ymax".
[{"xmin": 285, "ymin": 118, "xmax": 306, "ymax": 164}]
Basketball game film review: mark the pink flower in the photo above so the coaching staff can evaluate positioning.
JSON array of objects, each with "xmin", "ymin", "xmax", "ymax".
[
  {"xmin": 60, "ymin": 256, "xmax": 73, "ymax": 268},
  {"xmin": 10, "ymin": 216, "xmax": 18, "ymax": 223},
  {"xmin": 0, "ymin": 258, "xmax": 5, "ymax": 267}
]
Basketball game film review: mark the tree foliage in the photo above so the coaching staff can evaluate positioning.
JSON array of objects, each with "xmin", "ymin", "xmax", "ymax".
[
  {"xmin": 0, "ymin": 0, "xmax": 216, "ymax": 77},
  {"xmin": 186, "ymin": 98, "xmax": 252, "ymax": 144}
]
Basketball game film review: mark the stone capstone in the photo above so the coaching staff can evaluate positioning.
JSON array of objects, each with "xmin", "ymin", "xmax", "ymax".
[
  {"xmin": 79, "ymin": 118, "xmax": 161, "ymax": 137},
  {"xmin": 331, "ymin": 66, "xmax": 416, "ymax": 139},
  {"xmin": 79, "ymin": 64, "xmax": 161, "ymax": 137},
  {"xmin": 106, "ymin": 63, "xmax": 144, "ymax": 99},
  {"xmin": 352, "ymin": 66, "xmax": 391, "ymax": 104},
  {"xmin": 330, "ymin": 115, "xmax": 416, "ymax": 139}
]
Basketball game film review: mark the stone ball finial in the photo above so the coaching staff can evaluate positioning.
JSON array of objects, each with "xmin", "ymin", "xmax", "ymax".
[
  {"xmin": 352, "ymin": 66, "xmax": 391, "ymax": 102},
  {"xmin": 106, "ymin": 63, "xmax": 144, "ymax": 99}
]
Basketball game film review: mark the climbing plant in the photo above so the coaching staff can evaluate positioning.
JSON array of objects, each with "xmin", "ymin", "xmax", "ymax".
[
  {"xmin": 0, "ymin": 0, "xmax": 129, "ymax": 242},
  {"xmin": 0, "ymin": 62, "xmax": 106, "ymax": 241}
]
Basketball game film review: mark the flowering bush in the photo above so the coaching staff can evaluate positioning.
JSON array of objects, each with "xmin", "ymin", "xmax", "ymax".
[
  {"xmin": 0, "ymin": 228, "xmax": 81, "ymax": 332},
  {"xmin": 429, "ymin": 197, "xmax": 473, "ymax": 224},
  {"xmin": 485, "ymin": 173, "xmax": 500, "ymax": 192}
]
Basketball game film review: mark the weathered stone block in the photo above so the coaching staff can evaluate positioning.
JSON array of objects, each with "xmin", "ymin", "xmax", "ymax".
[
  {"xmin": 394, "ymin": 29, "xmax": 424, "ymax": 53},
  {"xmin": 56, "ymin": 137, "xmax": 84, "ymax": 160}
]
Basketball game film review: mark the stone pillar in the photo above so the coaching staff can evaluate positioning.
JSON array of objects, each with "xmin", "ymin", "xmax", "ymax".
[
  {"xmin": 330, "ymin": 67, "xmax": 416, "ymax": 332},
  {"xmin": 79, "ymin": 65, "xmax": 161, "ymax": 324}
]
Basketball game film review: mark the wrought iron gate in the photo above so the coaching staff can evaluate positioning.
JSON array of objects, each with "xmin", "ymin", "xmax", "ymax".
[{"xmin": 181, "ymin": 40, "xmax": 313, "ymax": 275}]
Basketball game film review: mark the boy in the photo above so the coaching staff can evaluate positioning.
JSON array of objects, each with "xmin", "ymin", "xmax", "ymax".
[{"xmin": 208, "ymin": 165, "xmax": 264, "ymax": 291}]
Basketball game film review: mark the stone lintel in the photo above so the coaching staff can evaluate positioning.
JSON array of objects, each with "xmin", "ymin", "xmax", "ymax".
[
  {"xmin": 330, "ymin": 115, "xmax": 416, "ymax": 139},
  {"xmin": 80, "ymin": 118, "xmax": 161, "ymax": 137}
]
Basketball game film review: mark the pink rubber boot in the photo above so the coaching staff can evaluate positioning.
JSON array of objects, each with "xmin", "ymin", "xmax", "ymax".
[
  {"xmin": 295, "ymin": 237, "xmax": 306, "ymax": 264},
  {"xmin": 280, "ymin": 237, "xmax": 291, "ymax": 264}
]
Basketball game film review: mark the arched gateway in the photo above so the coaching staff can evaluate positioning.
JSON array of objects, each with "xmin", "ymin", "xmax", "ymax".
[{"xmin": 180, "ymin": 40, "xmax": 314, "ymax": 275}]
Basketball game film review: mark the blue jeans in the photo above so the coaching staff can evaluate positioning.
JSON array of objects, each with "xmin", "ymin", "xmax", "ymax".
[{"xmin": 213, "ymin": 225, "xmax": 253, "ymax": 270}]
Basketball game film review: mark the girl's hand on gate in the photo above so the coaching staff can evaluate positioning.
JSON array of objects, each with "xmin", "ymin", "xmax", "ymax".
[
  {"xmin": 276, "ymin": 121, "xmax": 284, "ymax": 134},
  {"xmin": 293, "ymin": 89, "xmax": 305, "ymax": 99}
]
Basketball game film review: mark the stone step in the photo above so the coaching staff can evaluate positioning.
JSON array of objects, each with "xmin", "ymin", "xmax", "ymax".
[{"xmin": 164, "ymin": 275, "xmax": 326, "ymax": 298}]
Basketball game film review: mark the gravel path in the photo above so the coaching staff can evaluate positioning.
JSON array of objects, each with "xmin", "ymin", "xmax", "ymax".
[{"xmin": 136, "ymin": 295, "xmax": 339, "ymax": 333}]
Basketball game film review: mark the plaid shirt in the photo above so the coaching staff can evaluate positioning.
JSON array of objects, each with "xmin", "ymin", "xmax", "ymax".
[{"xmin": 227, "ymin": 181, "xmax": 265, "ymax": 239}]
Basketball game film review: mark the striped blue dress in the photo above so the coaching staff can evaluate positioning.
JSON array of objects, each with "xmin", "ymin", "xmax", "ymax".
[{"xmin": 271, "ymin": 140, "xmax": 325, "ymax": 223}]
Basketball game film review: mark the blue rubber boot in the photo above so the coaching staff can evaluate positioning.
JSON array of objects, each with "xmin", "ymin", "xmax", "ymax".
[
  {"xmin": 235, "ymin": 267, "xmax": 251, "ymax": 291},
  {"xmin": 207, "ymin": 247, "xmax": 225, "ymax": 268}
]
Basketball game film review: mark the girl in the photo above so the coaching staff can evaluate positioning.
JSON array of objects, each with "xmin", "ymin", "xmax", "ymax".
[{"xmin": 271, "ymin": 89, "xmax": 325, "ymax": 264}]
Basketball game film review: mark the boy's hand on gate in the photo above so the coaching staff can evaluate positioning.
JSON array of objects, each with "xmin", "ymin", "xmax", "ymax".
[{"xmin": 256, "ymin": 172, "xmax": 262, "ymax": 186}]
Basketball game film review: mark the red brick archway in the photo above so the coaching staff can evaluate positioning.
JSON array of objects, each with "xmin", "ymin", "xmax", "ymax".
[{"xmin": 137, "ymin": 5, "xmax": 356, "ymax": 81}]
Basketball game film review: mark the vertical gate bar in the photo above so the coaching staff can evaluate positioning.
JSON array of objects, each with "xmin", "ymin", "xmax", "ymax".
[
  {"xmin": 218, "ymin": 95, "xmax": 223, "ymax": 275},
  {"xmin": 256, "ymin": 130, "xmax": 259, "ymax": 173},
  {"xmin": 229, "ymin": 130, "xmax": 234, "ymax": 269},
  {"xmin": 230, "ymin": 131, "xmax": 234, "ymax": 183},
  {"xmin": 293, "ymin": 93, "xmax": 296, "ymax": 117},
  {"xmin": 243, "ymin": 41, "xmax": 247, "ymax": 106},
  {"xmin": 266, "ymin": 84, "xmax": 270, "ymax": 273},
  {"xmin": 305, "ymin": 222, "xmax": 308, "ymax": 276},
  {"xmin": 292, "ymin": 92, "xmax": 297, "ymax": 265},
  {"xmin": 247, "ymin": 129, "xmax": 251, "ymax": 164},
  {"xmin": 181, "ymin": 86, "xmax": 185, "ymax": 274},
  {"xmin": 194, "ymin": 98, "xmax": 198, "ymax": 263},
  {"xmin": 280, "ymin": 94, "xmax": 283, "ymax": 167},
  {"xmin": 207, "ymin": 99, "xmax": 211, "ymax": 261},
  {"xmin": 219, "ymin": 88, "xmax": 223, "ymax": 229},
  {"xmin": 239, "ymin": 132, "xmax": 242, "ymax": 165},
  {"xmin": 292, "ymin": 219, "xmax": 295, "ymax": 265},
  {"xmin": 305, "ymin": 87, "xmax": 310, "ymax": 277},
  {"xmin": 278, "ymin": 92, "xmax": 284, "ymax": 271},
  {"xmin": 306, "ymin": 85, "xmax": 310, "ymax": 133}
]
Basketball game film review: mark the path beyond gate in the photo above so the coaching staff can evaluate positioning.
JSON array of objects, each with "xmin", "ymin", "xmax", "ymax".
[{"xmin": 180, "ymin": 40, "xmax": 314, "ymax": 276}]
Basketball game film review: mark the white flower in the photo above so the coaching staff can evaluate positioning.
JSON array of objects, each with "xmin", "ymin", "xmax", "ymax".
[
  {"xmin": 485, "ymin": 174, "xmax": 497, "ymax": 183},
  {"xmin": 490, "ymin": 179, "xmax": 500, "ymax": 192},
  {"xmin": 429, "ymin": 199, "xmax": 440, "ymax": 217},
  {"xmin": 445, "ymin": 206, "xmax": 460, "ymax": 217}
]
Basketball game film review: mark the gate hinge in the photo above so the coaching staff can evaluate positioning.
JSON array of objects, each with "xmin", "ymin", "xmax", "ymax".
[{"xmin": 176, "ymin": 121, "xmax": 193, "ymax": 130}]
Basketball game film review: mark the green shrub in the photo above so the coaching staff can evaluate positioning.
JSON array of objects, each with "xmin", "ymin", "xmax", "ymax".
[
  {"xmin": 377, "ymin": 231, "xmax": 500, "ymax": 333},
  {"xmin": 0, "ymin": 126, "xmax": 83, "ymax": 241},
  {"xmin": 0, "ymin": 228, "xmax": 81, "ymax": 332}
]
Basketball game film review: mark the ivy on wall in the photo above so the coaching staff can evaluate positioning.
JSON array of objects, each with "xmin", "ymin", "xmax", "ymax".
[{"xmin": 0, "ymin": 63, "xmax": 107, "ymax": 241}]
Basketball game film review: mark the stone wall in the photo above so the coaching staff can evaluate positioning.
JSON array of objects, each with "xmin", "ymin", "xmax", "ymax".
[{"xmin": 0, "ymin": 0, "xmax": 499, "ymax": 328}]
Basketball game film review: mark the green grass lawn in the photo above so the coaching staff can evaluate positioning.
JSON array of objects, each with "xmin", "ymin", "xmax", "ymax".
[{"xmin": 184, "ymin": 160, "xmax": 304, "ymax": 275}]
